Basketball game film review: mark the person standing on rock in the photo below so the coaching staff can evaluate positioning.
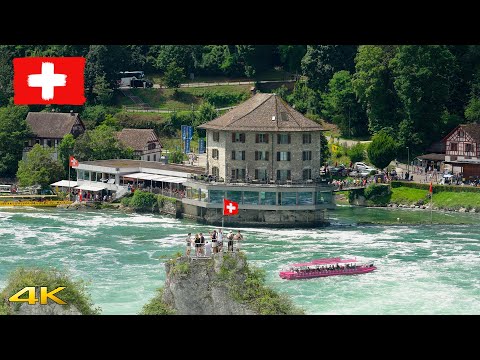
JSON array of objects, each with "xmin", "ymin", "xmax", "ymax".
[
  {"xmin": 205, "ymin": 241, "xmax": 212, "ymax": 257},
  {"xmin": 227, "ymin": 231, "xmax": 234, "ymax": 252},
  {"xmin": 233, "ymin": 230, "xmax": 244, "ymax": 252},
  {"xmin": 186, "ymin": 233, "xmax": 192, "ymax": 257},
  {"xmin": 211, "ymin": 230, "xmax": 218, "ymax": 254},
  {"xmin": 199, "ymin": 233, "xmax": 205, "ymax": 256},
  {"xmin": 218, "ymin": 229, "xmax": 223, "ymax": 252}
]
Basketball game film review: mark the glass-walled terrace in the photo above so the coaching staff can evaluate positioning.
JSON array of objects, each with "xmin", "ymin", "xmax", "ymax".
[{"xmin": 185, "ymin": 187, "xmax": 332, "ymax": 206}]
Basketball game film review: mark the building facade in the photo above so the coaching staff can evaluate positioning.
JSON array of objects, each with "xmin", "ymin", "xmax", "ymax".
[
  {"xmin": 443, "ymin": 124, "xmax": 480, "ymax": 178},
  {"xmin": 182, "ymin": 93, "xmax": 333, "ymax": 227},
  {"xmin": 116, "ymin": 128, "xmax": 162, "ymax": 162},
  {"xmin": 23, "ymin": 111, "xmax": 85, "ymax": 160}
]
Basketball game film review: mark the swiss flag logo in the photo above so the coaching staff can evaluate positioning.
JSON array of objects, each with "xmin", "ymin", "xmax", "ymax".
[
  {"xmin": 223, "ymin": 199, "xmax": 239, "ymax": 216},
  {"xmin": 69, "ymin": 156, "xmax": 79, "ymax": 168},
  {"xmin": 14, "ymin": 57, "xmax": 86, "ymax": 105}
]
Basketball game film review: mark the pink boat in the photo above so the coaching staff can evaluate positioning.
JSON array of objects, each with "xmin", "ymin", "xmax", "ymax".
[{"xmin": 279, "ymin": 257, "xmax": 376, "ymax": 280}]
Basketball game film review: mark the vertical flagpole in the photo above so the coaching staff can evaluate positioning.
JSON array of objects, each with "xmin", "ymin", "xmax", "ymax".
[
  {"xmin": 68, "ymin": 157, "xmax": 71, "ymax": 201},
  {"xmin": 222, "ymin": 197, "xmax": 224, "ymax": 229},
  {"xmin": 430, "ymin": 185, "xmax": 433, "ymax": 225}
]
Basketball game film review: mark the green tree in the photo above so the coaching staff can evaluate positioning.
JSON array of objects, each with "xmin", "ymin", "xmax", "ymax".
[
  {"xmin": 169, "ymin": 149, "xmax": 184, "ymax": 164},
  {"xmin": 320, "ymin": 131, "xmax": 330, "ymax": 166},
  {"xmin": 163, "ymin": 62, "xmax": 185, "ymax": 89},
  {"xmin": 0, "ymin": 105, "xmax": 29, "ymax": 177},
  {"xmin": 153, "ymin": 45, "xmax": 200, "ymax": 73},
  {"xmin": 81, "ymin": 105, "xmax": 115, "ymax": 129},
  {"xmin": 390, "ymin": 45, "xmax": 458, "ymax": 152},
  {"xmin": 322, "ymin": 70, "xmax": 368, "ymax": 138},
  {"xmin": 287, "ymin": 81, "xmax": 320, "ymax": 114},
  {"xmin": 465, "ymin": 97, "xmax": 480, "ymax": 122},
  {"xmin": 367, "ymin": 130, "xmax": 397, "ymax": 170},
  {"xmin": 278, "ymin": 45, "xmax": 307, "ymax": 73},
  {"xmin": 353, "ymin": 45, "xmax": 401, "ymax": 133},
  {"xmin": 348, "ymin": 143, "xmax": 366, "ymax": 163},
  {"xmin": 195, "ymin": 102, "xmax": 217, "ymax": 127},
  {"xmin": 93, "ymin": 74, "xmax": 114, "ymax": 105},
  {"xmin": 16, "ymin": 144, "xmax": 65, "ymax": 188},
  {"xmin": 0, "ymin": 46, "xmax": 13, "ymax": 105},
  {"xmin": 301, "ymin": 45, "xmax": 357, "ymax": 91},
  {"xmin": 74, "ymin": 125, "xmax": 133, "ymax": 161},
  {"xmin": 58, "ymin": 134, "xmax": 76, "ymax": 175}
]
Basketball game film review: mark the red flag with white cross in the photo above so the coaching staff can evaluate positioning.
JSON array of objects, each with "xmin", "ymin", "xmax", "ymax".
[
  {"xmin": 223, "ymin": 199, "xmax": 239, "ymax": 216},
  {"xmin": 13, "ymin": 57, "xmax": 86, "ymax": 105},
  {"xmin": 69, "ymin": 156, "xmax": 79, "ymax": 168}
]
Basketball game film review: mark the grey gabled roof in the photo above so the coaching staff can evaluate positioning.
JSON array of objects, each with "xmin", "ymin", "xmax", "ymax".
[
  {"xmin": 26, "ymin": 112, "xmax": 84, "ymax": 138},
  {"xmin": 198, "ymin": 93, "xmax": 324, "ymax": 132},
  {"xmin": 116, "ymin": 128, "xmax": 160, "ymax": 152}
]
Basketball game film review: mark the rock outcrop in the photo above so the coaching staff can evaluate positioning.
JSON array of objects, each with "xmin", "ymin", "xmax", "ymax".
[{"xmin": 162, "ymin": 253, "xmax": 256, "ymax": 315}]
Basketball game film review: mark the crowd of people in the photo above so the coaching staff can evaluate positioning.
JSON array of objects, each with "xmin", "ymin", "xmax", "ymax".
[{"xmin": 185, "ymin": 229, "xmax": 244, "ymax": 258}]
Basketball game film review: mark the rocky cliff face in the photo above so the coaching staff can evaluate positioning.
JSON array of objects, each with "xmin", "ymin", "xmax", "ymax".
[{"xmin": 162, "ymin": 253, "xmax": 256, "ymax": 315}]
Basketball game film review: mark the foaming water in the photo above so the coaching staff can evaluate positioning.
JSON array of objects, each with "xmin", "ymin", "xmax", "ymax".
[{"xmin": 0, "ymin": 207, "xmax": 479, "ymax": 314}]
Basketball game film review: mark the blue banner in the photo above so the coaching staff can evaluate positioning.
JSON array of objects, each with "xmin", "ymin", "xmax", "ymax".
[
  {"xmin": 181, "ymin": 125, "xmax": 187, "ymax": 140},
  {"xmin": 188, "ymin": 126, "xmax": 193, "ymax": 140},
  {"xmin": 199, "ymin": 139, "xmax": 205, "ymax": 154},
  {"xmin": 184, "ymin": 138, "xmax": 191, "ymax": 154}
]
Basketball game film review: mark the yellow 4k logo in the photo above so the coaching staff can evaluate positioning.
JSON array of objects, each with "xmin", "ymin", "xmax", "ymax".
[{"xmin": 8, "ymin": 287, "xmax": 67, "ymax": 305}]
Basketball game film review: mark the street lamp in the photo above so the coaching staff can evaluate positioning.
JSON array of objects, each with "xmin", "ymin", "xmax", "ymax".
[{"xmin": 406, "ymin": 146, "xmax": 410, "ymax": 177}]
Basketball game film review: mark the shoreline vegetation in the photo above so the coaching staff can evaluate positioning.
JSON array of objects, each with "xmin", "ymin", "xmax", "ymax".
[{"xmin": 337, "ymin": 181, "xmax": 480, "ymax": 214}]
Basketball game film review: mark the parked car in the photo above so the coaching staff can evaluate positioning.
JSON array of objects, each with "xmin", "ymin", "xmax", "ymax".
[{"xmin": 328, "ymin": 164, "xmax": 349, "ymax": 177}]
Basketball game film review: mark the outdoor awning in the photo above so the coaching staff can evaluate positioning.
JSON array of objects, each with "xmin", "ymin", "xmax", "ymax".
[
  {"xmin": 124, "ymin": 172, "xmax": 187, "ymax": 184},
  {"xmin": 123, "ymin": 172, "xmax": 156, "ymax": 180},
  {"xmin": 50, "ymin": 180, "xmax": 78, "ymax": 188},
  {"xmin": 416, "ymin": 153, "xmax": 445, "ymax": 161},
  {"xmin": 76, "ymin": 184, "xmax": 107, "ymax": 192}
]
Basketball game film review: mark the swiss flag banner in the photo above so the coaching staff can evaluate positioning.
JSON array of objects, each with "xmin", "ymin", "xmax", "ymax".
[
  {"xmin": 69, "ymin": 156, "xmax": 79, "ymax": 168},
  {"xmin": 14, "ymin": 57, "xmax": 86, "ymax": 105},
  {"xmin": 223, "ymin": 199, "xmax": 239, "ymax": 216}
]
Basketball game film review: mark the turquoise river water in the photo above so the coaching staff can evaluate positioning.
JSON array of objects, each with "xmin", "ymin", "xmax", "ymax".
[{"xmin": 0, "ymin": 206, "xmax": 479, "ymax": 314}]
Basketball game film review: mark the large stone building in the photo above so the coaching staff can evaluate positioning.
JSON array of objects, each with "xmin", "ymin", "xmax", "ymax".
[
  {"xmin": 116, "ymin": 128, "xmax": 162, "ymax": 162},
  {"xmin": 24, "ymin": 111, "xmax": 85, "ymax": 160},
  {"xmin": 182, "ymin": 93, "xmax": 334, "ymax": 227},
  {"xmin": 201, "ymin": 93, "xmax": 324, "ymax": 182}
]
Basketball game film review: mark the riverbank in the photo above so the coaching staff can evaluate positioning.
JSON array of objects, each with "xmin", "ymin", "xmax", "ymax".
[{"xmin": 340, "ymin": 182, "xmax": 480, "ymax": 214}]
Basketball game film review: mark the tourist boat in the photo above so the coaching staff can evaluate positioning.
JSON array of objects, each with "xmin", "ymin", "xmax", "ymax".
[
  {"xmin": 279, "ymin": 257, "xmax": 376, "ymax": 280},
  {"xmin": 0, "ymin": 194, "xmax": 72, "ymax": 207}
]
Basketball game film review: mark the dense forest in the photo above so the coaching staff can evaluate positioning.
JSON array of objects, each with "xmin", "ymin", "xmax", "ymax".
[{"xmin": 1, "ymin": 45, "xmax": 480, "ymax": 178}]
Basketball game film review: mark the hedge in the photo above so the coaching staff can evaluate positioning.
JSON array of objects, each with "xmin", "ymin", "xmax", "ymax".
[{"xmin": 391, "ymin": 181, "xmax": 480, "ymax": 193}]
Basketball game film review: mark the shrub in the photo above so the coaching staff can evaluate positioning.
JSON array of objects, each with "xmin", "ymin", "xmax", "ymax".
[
  {"xmin": 139, "ymin": 287, "xmax": 176, "ymax": 315},
  {"xmin": 367, "ymin": 130, "xmax": 397, "ymax": 169},
  {"xmin": 363, "ymin": 184, "xmax": 392, "ymax": 206},
  {"xmin": 347, "ymin": 143, "xmax": 366, "ymax": 163},
  {"xmin": 129, "ymin": 190, "xmax": 157, "ymax": 211}
]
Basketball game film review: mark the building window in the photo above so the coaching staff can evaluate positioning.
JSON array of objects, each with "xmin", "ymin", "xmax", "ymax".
[
  {"xmin": 280, "ymin": 192, "xmax": 297, "ymax": 205},
  {"xmin": 459, "ymin": 130, "xmax": 464, "ymax": 137},
  {"xmin": 226, "ymin": 190, "xmax": 242, "ymax": 203},
  {"xmin": 298, "ymin": 192, "xmax": 313, "ymax": 205},
  {"xmin": 212, "ymin": 167, "xmax": 219, "ymax": 178},
  {"xmin": 450, "ymin": 142, "xmax": 458, "ymax": 151},
  {"xmin": 46, "ymin": 139, "xmax": 52, "ymax": 147},
  {"xmin": 232, "ymin": 151, "xmax": 245, "ymax": 160},
  {"xmin": 243, "ymin": 191, "xmax": 259, "ymax": 205},
  {"xmin": 213, "ymin": 132, "xmax": 219, "ymax": 141},
  {"xmin": 302, "ymin": 151, "xmax": 312, "ymax": 161},
  {"xmin": 153, "ymin": 154, "xmax": 156, "ymax": 161},
  {"xmin": 231, "ymin": 169, "xmax": 246, "ymax": 180},
  {"xmin": 35, "ymin": 139, "xmax": 40, "ymax": 145},
  {"xmin": 277, "ymin": 151, "xmax": 291, "ymax": 161},
  {"xmin": 260, "ymin": 192, "xmax": 276, "ymax": 205},
  {"xmin": 277, "ymin": 169, "xmax": 291, "ymax": 180},
  {"xmin": 465, "ymin": 143, "xmax": 473, "ymax": 152},
  {"xmin": 148, "ymin": 143, "xmax": 156, "ymax": 150},
  {"xmin": 255, "ymin": 151, "xmax": 269, "ymax": 161},
  {"xmin": 209, "ymin": 190, "xmax": 224, "ymax": 204},
  {"xmin": 303, "ymin": 133, "xmax": 312, "ymax": 144},
  {"xmin": 147, "ymin": 155, "xmax": 150, "ymax": 161},
  {"xmin": 277, "ymin": 133, "xmax": 291, "ymax": 144},
  {"xmin": 303, "ymin": 168, "xmax": 312, "ymax": 180},
  {"xmin": 212, "ymin": 149, "xmax": 219, "ymax": 159},
  {"xmin": 255, "ymin": 169, "xmax": 267, "ymax": 181},
  {"xmin": 232, "ymin": 133, "xmax": 245, "ymax": 143},
  {"xmin": 255, "ymin": 133, "xmax": 269, "ymax": 143}
]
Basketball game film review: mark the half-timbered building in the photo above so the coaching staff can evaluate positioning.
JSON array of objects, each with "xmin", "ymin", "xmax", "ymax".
[{"xmin": 443, "ymin": 124, "xmax": 480, "ymax": 179}]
